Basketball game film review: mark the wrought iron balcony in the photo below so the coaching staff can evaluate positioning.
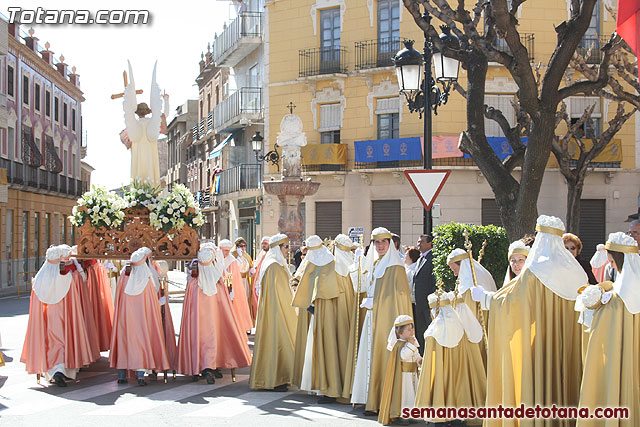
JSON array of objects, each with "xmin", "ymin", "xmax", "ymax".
[
  {"xmin": 213, "ymin": 12, "xmax": 263, "ymax": 67},
  {"xmin": 577, "ymin": 36, "xmax": 610, "ymax": 64},
  {"xmin": 213, "ymin": 87, "xmax": 262, "ymax": 133},
  {"xmin": 216, "ymin": 164, "xmax": 262, "ymax": 195},
  {"xmin": 492, "ymin": 33, "xmax": 535, "ymax": 62},
  {"xmin": 299, "ymin": 47, "xmax": 348, "ymax": 77},
  {"xmin": 355, "ymin": 38, "xmax": 403, "ymax": 71}
]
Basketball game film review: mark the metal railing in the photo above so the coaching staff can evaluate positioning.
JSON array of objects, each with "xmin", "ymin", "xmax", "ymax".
[
  {"xmin": 192, "ymin": 124, "xmax": 200, "ymax": 142},
  {"xmin": 199, "ymin": 118, "xmax": 206, "ymax": 136},
  {"xmin": 48, "ymin": 171, "xmax": 58, "ymax": 191},
  {"xmin": 577, "ymin": 36, "xmax": 610, "ymax": 64},
  {"xmin": 197, "ymin": 188, "xmax": 214, "ymax": 209},
  {"xmin": 493, "ymin": 33, "xmax": 535, "ymax": 62},
  {"xmin": 207, "ymin": 111, "xmax": 213, "ymax": 133},
  {"xmin": 355, "ymin": 38, "xmax": 403, "ymax": 70},
  {"xmin": 39, "ymin": 168, "xmax": 48, "ymax": 189},
  {"xmin": 218, "ymin": 164, "xmax": 262, "ymax": 195},
  {"xmin": 213, "ymin": 11, "xmax": 263, "ymax": 65},
  {"xmin": 27, "ymin": 166, "xmax": 38, "ymax": 187},
  {"xmin": 213, "ymin": 87, "xmax": 262, "ymax": 130},
  {"xmin": 299, "ymin": 46, "xmax": 348, "ymax": 77},
  {"xmin": 354, "ymin": 158, "xmax": 423, "ymax": 170},
  {"xmin": 2, "ymin": 158, "xmax": 85, "ymax": 196},
  {"xmin": 12, "ymin": 161, "xmax": 23, "ymax": 184}
]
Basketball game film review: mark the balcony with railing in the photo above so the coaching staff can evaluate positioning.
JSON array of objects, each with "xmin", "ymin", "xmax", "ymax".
[
  {"xmin": 213, "ymin": 11, "xmax": 263, "ymax": 68},
  {"xmin": 299, "ymin": 47, "xmax": 348, "ymax": 77},
  {"xmin": 577, "ymin": 36, "xmax": 610, "ymax": 64},
  {"xmin": 355, "ymin": 38, "xmax": 403, "ymax": 71},
  {"xmin": 301, "ymin": 143, "xmax": 347, "ymax": 172},
  {"xmin": 492, "ymin": 33, "xmax": 535, "ymax": 62},
  {"xmin": 213, "ymin": 87, "xmax": 262, "ymax": 134},
  {"xmin": 1, "ymin": 158, "xmax": 83, "ymax": 196},
  {"xmin": 196, "ymin": 188, "xmax": 215, "ymax": 210},
  {"xmin": 216, "ymin": 164, "xmax": 262, "ymax": 196}
]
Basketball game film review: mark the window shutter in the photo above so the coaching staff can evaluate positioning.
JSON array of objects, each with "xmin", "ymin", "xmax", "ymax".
[
  {"xmin": 315, "ymin": 201, "xmax": 342, "ymax": 239},
  {"xmin": 569, "ymin": 97, "xmax": 601, "ymax": 118},
  {"xmin": 372, "ymin": 200, "xmax": 401, "ymax": 236},
  {"xmin": 375, "ymin": 97, "xmax": 400, "ymax": 114},
  {"xmin": 481, "ymin": 199, "xmax": 503, "ymax": 226},
  {"xmin": 319, "ymin": 103, "xmax": 341, "ymax": 131},
  {"xmin": 484, "ymin": 95, "xmax": 515, "ymax": 137},
  {"xmin": 578, "ymin": 199, "xmax": 606, "ymax": 261}
]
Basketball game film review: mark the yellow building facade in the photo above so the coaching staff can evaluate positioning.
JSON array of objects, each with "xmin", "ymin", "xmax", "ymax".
[{"xmin": 262, "ymin": 0, "xmax": 638, "ymax": 256}]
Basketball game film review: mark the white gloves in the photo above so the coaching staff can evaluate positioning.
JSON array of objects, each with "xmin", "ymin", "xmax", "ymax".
[
  {"xmin": 250, "ymin": 267, "xmax": 256, "ymax": 275},
  {"xmin": 360, "ymin": 297, "xmax": 374, "ymax": 310},
  {"xmin": 471, "ymin": 286, "xmax": 494, "ymax": 310},
  {"xmin": 158, "ymin": 296, "xmax": 167, "ymax": 306},
  {"xmin": 601, "ymin": 290, "xmax": 613, "ymax": 305},
  {"xmin": 471, "ymin": 286, "xmax": 485, "ymax": 302}
]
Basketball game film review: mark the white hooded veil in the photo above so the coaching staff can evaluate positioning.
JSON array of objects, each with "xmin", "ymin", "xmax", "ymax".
[
  {"xmin": 608, "ymin": 232, "xmax": 640, "ymax": 314},
  {"xmin": 125, "ymin": 249, "xmax": 154, "ymax": 296},
  {"xmin": 523, "ymin": 215, "xmax": 588, "ymax": 301},
  {"xmin": 197, "ymin": 248, "xmax": 222, "ymax": 296},
  {"xmin": 304, "ymin": 235, "xmax": 334, "ymax": 267},
  {"xmin": 32, "ymin": 246, "xmax": 73, "ymax": 305},
  {"xmin": 334, "ymin": 234, "xmax": 355, "ymax": 277},
  {"xmin": 257, "ymin": 233, "xmax": 290, "ymax": 287}
]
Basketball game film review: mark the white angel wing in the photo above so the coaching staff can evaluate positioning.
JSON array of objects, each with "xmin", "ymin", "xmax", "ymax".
[
  {"xmin": 148, "ymin": 61, "xmax": 162, "ymax": 142},
  {"xmin": 123, "ymin": 60, "xmax": 142, "ymax": 142}
]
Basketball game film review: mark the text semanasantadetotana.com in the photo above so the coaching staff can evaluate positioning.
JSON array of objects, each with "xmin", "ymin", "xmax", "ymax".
[{"xmin": 403, "ymin": 405, "xmax": 630, "ymax": 420}]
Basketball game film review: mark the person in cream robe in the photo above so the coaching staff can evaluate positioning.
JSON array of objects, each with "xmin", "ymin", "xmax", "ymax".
[
  {"xmin": 249, "ymin": 234, "xmax": 298, "ymax": 391},
  {"xmin": 350, "ymin": 227, "xmax": 412, "ymax": 414},
  {"xmin": 473, "ymin": 215, "xmax": 588, "ymax": 426},
  {"xmin": 576, "ymin": 232, "xmax": 640, "ymax": 426},
  {"xmin": 291, "ymin": 235, "xmax": 342, "ymax": 402}
]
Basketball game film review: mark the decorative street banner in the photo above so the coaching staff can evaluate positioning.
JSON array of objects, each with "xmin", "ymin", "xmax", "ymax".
[
  {"xmin": 462, "ymin": 137, "xmax": 529, "ymax": 160},
  {"xmin": 354, "ymin": 137, "xmax": 422, "ymax": 163},
  {"xmin": 301, "ymin": 143, "xmax": 347, "ymax": 166}
]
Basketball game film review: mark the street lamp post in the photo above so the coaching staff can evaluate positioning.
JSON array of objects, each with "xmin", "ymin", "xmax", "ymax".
[
  {"xmin": 393, "ymin": 12, "xmax": 460, "ymax": 234},
  {"xmin": 251, "ymin": 131, "xmax": 280, "ymax": 172}
]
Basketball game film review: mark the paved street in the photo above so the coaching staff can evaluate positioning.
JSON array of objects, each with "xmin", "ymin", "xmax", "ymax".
[{"xmin": 0, "ymin": 291, "xmax": 379, "ymax": 427}]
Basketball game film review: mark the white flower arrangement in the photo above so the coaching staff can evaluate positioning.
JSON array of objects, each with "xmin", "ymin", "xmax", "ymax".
[
  {"xmin": 69, "ymin": 186, "xmax": 127, "ymax": 228},
  {"xmin": 149, "ymin": 184, "xmax": 205, "ymax": 232},
  {"xmin": 123, "ymin": 180, "xmax": 161, "ymax": 211}
]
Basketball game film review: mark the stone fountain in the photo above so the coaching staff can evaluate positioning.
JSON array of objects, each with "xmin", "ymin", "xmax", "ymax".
[{"xmin": 263, "ymin": 113, "xmax": 320, "ymax": 249}]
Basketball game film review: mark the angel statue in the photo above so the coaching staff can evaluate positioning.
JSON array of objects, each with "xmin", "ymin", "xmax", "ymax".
[{"xmin": 122, "ymin": 60, "xmax": 169, "ymax": 187}]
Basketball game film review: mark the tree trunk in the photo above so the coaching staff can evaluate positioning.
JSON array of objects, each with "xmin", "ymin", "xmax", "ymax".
[{"xmin": 565, "ymin": 174, "xmax": 584, "ymax": 235}]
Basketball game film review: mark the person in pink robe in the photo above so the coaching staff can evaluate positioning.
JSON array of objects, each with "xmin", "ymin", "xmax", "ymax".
[
  {"xmin": 109, "ymin": 248, "xmax": 170, "ymax": 386},
  {"xmin": 250, "ymin": 236, "xmax": 270, "ymax": 323},
  {"xmin": 218, "ymin": 239, "xmax": 253, "ymax": 333},
  {"xmin": 21, "ymin": 246, "xmax": 94, "ymax": 387},
  {"xmin": 202, "ymin": 242, "xmax": 252, "ymax": 381},
  {"xmin": 177, "ymin": 248, "xmax": 223, "ymax": 383},
  {"xmin": 141, "ymin": 248, "xmax": 178, "ymax": 371},
  {"xmin": 63, "ymin": 247, "xmax": 100, "ymax": 363},
  {"xmin": 82, "ymin": 259, "xmax": 114, "ymax": 352}
]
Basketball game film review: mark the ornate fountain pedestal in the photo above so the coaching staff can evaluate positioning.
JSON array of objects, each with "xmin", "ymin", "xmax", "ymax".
[{"xmin": 263, "ymin": 113, "xmax": 320, "ymax": 250}]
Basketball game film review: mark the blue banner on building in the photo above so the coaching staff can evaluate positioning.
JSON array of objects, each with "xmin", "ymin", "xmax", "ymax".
[
  {"xmin": 462, "ymin": 137, "xmax": 528, "ymax": 160},
  {"xmin": 354, "ymin": 137, "xmax": 422, "ymax": 163}
]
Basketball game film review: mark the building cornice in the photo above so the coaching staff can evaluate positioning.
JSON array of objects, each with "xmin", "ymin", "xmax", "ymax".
[{"xmin": 9, "ymin": 37, "xmax": 85, "ymax": 102}]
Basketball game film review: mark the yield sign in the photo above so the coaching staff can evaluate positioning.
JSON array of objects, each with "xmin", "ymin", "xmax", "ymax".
[{"xmin": 404, "ymin": 169, "xmax": 451, "ymax": 211}]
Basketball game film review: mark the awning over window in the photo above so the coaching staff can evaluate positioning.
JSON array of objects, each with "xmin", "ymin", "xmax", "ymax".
[{"xmin": 209, "ymin": 134, "xmax": 234, "ymax": 159}]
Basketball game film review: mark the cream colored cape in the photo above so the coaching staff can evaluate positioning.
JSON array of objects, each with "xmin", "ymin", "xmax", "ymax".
[{"xmin": 249, "ymin": 262, "xmax": 298, "ymax": 389}]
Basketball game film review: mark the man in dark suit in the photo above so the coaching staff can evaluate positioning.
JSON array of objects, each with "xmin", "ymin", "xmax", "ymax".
[{"xmin": 413, "ymin": 234, "xmax": 436, "ymax": 355}]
